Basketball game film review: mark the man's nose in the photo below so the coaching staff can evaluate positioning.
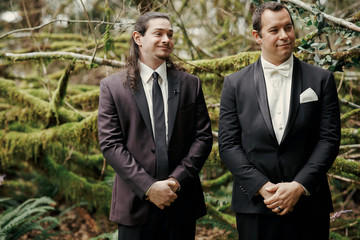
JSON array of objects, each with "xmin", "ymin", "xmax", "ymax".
[
  {"xmin": 161, "ymin": 34, "xmax": 170, "ymax": 43},
  {"xmin": 279, "ymin": 29, "xmax": 288, "ymax": 39}
]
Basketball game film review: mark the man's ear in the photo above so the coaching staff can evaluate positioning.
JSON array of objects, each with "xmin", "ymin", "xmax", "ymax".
[
  {"xmin": 252, "ymin": 30, "xmax": 262, "ymax": 45},
  {"xmin": 132, "ymin": 31, "xmax": 142, "ymax": 46}
]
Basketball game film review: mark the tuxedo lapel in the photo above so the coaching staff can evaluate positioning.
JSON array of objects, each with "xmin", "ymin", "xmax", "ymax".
[
  {"xmin": 253, "ymin": 58, "xmax": 277, "ymax": 142},
  {"xmin": 281, "ymin": 57, "xmax": 302, "ymax": 144},
  {"xmin": 167, "ymin": 69, "xmax": 181, "ymax": 141},
  {"xmin": 132, "ymin": 81, "xmax": 154, "ymax": 140}
]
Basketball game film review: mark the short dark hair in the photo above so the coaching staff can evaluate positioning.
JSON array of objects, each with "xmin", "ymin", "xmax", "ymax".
[
  {"xmin": 252, "ymin": 1, "xmax": 294, "ymax": 37},
  {"xmin": 125, "ymin": 12, "xmax": 175, "ymax": 92}
]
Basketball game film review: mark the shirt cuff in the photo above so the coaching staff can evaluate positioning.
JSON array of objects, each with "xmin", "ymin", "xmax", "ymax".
[
  {"xmin": 145, "ymin": 182, "xmax": 155, "ymax": 196},
  {"xmin": 299, "ymin": 183, "xmax": 311, "ymax": 196}
]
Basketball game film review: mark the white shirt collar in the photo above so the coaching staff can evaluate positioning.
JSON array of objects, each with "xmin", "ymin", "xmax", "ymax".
[
  {"xmin": 140, "ymin": 61, "xmax": 167, "ymax": 85},
  {"xmin": 261, "ymin": 54, "xmax": 293, "ymax": 71}
]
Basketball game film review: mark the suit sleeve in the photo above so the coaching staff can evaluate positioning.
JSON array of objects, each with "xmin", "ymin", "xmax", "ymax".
[
  {"xmin": 97, "ymin": 79, "xmax": 156, "ymax": 199},
  {"xmin": 293, "ymin": 72, "xmax": 341, "ymax": 193},
  {"xmin": 170, "ymin": 77, "xmax": 213, "ymax": 183},
  {"xmin": 219, "ymin": 76, "xmax": 269, "ymax": 200}
]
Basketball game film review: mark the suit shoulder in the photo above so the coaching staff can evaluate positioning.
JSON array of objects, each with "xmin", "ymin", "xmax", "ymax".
[
  {"xmin": 226, "ymin": 62, "xmax": 256, "ymax": 82},
  {"xmin": 170, "ymin": 69, "xmax": 200, "ymax": 85},
  {"xmin": 100, "ymin": 70, "xmax": 128, "ymax": 89},
  {"xmin": 101, "ymin": 70, "xmax": 127, "ymax": 84},
  {"xmin": 299, "ymin": 60, "xmax": 332, "ymax": 76}
]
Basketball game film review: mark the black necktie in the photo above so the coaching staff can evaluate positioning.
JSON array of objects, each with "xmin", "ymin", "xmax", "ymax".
[{"xmin": 152, "ymin": 72, "xmax": 168, "ymax": 180}]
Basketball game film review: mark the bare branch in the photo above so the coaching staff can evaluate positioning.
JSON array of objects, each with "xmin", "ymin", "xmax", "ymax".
[
  {"xmin": 0, "ymin": 20, "xmax": 130, "ymax": 40},
  {"xmin": 284, "ymin": 0, "xmax": 360, "ymax": 32},
  {"xmin": 0, "ymin": 52, "xmax": 125, "ymax": 68}
]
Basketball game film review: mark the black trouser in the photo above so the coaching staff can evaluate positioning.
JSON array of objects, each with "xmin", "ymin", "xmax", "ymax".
[
  {"xmin": 118, "ymin": 204, "xmax": 196, "ymax": 240},
  {"xmin": 236, "ymin": 212, "xmax": 330, "ymax": 240}
]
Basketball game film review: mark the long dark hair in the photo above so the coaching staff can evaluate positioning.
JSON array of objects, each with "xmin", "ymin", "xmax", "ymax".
[{"xmin": 125, "ymin": 12, "xmax": 177, "ymax": 92}]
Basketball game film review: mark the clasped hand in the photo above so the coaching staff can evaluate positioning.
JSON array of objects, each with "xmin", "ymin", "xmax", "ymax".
[
  {"xmin": 259, "ymin": 181, "xmax": 303, "ymax": 216},
  {"xmin": 147, "ymin": 178, "xmax": 180, "ymax": 209}
]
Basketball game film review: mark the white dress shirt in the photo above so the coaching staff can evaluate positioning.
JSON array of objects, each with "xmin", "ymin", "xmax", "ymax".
[
  {"xmin": 140, "ymin": 61, "xmax": 169, "ymax": 144},
  {"xmin": 261, "ymin": 54, "xmax": 293, "ymax": 144}
]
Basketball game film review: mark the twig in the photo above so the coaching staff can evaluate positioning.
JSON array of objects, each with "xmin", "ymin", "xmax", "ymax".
[
  {"xmin": 212, "ymin": 131, "xmax": 218, "ymax": 138},
  {"xmin": 340, "ymin": 144, "xmax": 360, "ymax": 149},
  {"xmin": 79, "ymin": 0, "xmax": 98, "ymax": 65},
  {"xmin": 284, "ymin": 0, "xmax": 360, "ymax": 32},
  {"xmin": 339, "ymin": 99, "xmax": 360, "ymax": 109},
  {"xmin": 0, "ymin": 52, "xmax": 125, "ymax": 68},
  {"xmin": 171, "ymin": 53, "xmax": 224, "ymax": 78},
  {"xmin": 0, "ymin": 19, "xmax": 131, "ymax": 40},
  {"xmin": 207, "ymin": 103, "xmax": 220, "ymax": 108},
  {"xmin": 328, "ymin": 174, "xmax": 360, "ymax": 185},
  {"xmin": 99, "ymin": 157, "xmax": 106, "ymax": 181},
  {"xmin": 337, "ymin": 72, "xmax": 344, "ymax": 93},
  {"xmin": 64, "ymin": 101, "xmax": 87, "ymax": 118}
]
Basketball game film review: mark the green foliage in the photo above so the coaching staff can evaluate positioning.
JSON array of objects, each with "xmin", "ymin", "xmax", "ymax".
[
  {"xmin": 0, "ymin": 197, "xmax": 60, "ymax": 240},
  {"xmin": 289, "ymin": 1, "xmax": 360, "ymax": 71},
  {"xmin": 90, "ymin": 230, "xmax": 118, "ymax": 240}
]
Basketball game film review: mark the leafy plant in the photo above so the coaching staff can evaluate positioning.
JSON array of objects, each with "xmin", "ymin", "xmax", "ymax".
[
  {"xmin": 90, "ymin": 230, "xmax": 118, "ymax": 240},
  {"xmin": 0, "ymin": 196, "xmax": 60, "ymax": 240}
]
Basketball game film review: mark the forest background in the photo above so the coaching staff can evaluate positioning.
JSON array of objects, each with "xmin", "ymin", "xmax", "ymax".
[{"xmin": 0, "ymin": 0, "xmax": 359, "ymax": 239}]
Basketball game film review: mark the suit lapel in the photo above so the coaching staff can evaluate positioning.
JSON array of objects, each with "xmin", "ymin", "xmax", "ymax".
[
  {"xmin": 281, "ymin": 57, "xmax": 302, "ymax": 144},
  {"xmin": 132, "ymin": 80, "xmax": 154, "ymax": 140},
  {"xmin": 253, "ymin": 58, "xmax": 277, "ymax": 142},
  {"xmin": 167, "ymin": 69, "xmax": 181, "ymax": 141}
]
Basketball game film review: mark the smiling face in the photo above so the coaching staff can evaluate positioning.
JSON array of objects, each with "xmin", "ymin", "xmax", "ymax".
[
  {"xmin": 252, "ymin": 8, "xmax": 295, "ymax": 66},
  {"xmin": 133, "ymin": 18, "xmax": 174, "ymax": 70}
]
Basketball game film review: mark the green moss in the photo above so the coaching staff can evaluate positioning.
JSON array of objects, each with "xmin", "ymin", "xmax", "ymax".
[{"xmin": 330, "ymin": 157, "xmax": 360, "ymax": 176}]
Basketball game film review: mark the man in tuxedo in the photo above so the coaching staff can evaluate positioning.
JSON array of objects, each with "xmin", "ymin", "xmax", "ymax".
[
  {"xmin": 97, "ymin": 12, "xmax": 213, "ymax": 240},
  {"xmin": 218, "ymin": 2, "xmax": 340, "ymax": 240}
]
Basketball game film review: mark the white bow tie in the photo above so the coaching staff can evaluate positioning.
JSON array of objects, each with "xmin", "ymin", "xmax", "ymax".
[{"xmin": 264, "ymin": 64, "xmax": 290, "ymax": 77}]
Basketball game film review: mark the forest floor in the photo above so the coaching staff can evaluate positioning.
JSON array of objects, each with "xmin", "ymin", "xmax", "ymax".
[{"xmin": 19, "ymin": 206, "xmax": 233, "ymax": 240}]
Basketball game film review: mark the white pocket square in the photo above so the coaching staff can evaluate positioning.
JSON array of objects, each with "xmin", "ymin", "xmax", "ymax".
[{"xmin": 300, "ymin": 88, "xmax": 318, "ymax": 104}]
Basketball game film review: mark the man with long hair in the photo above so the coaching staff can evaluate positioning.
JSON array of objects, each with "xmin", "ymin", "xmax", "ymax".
[{"xmin": 98, "ymin": 12, "xmax": 213, "ymax": 240}]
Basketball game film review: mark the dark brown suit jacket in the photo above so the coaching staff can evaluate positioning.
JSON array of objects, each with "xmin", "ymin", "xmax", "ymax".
[{"xmin": 97, "ymin": 68, "xmax": 213, "ymax": 225}]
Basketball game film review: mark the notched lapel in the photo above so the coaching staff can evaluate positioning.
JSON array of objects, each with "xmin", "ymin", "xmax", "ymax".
[
  {"xmin": 132, "ymin": 81, "xmax": 154, "ymax": 139},
  {"xmin": 253, "ymin": 59, "xmax": 277, "ymax": 142},
  {"xmin": 167, "ymin": 70, "xmax": 181, "ymax": 141}
]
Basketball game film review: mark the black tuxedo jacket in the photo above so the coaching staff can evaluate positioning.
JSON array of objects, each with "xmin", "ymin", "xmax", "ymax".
[
  {"xmin": 219, "ymin": 56, "xmax": 340, "ymax": 215},
  {"xmin": 98, "ymin": 68, "xmax": 213, "ymax": 225}
]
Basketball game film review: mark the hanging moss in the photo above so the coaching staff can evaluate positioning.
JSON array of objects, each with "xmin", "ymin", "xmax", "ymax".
[
  {"xmin": 341, "ymin": 108, "xmax": 360, "ymax": 124},
  {"xmin": 329, "ymin": 232, "xmax": 352, "ymax": 240},
  {"xmin": 205, "ymin": 202, "xmax": 236, "ymax": 228},
  {"xmin": 330, "ymin": 157, "xmax": 360, "ymax": 177},
  {"xmin": 0, "ymin": 78, "xmax": 84, "ymax": 125},
  {"xmin": 42, "ymin": 155, "xmax": 111, "ymax": 214},
  {"xmin": 0, "ymin": 112, "xmax": 98, "ymax": 167},
  {"xmin": 202, "ymin": 171, "xmax": 233, "ymax": 190},
  {"xmin": 67, "ymin": 89, "xmax": 100, "ymax": 111},
  {"xmin": 179, "ymin": 52, "xmax": 261, "ymax": 76},
  {"xmin": 341, "ymin": 128, "xmax": 360, "ymax": 145},
  {"xmin": 47, "ymin": 62, "xmax": 75, "ymax": 126}
]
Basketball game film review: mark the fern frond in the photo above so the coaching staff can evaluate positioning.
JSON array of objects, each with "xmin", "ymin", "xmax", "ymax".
[
  {"xmin": 2, "ymin": 208, "xmax": 48, "ymax": 232},
  {"xmin": 10, "ymin": 223, "xmax": 43, "ymax": 240}
]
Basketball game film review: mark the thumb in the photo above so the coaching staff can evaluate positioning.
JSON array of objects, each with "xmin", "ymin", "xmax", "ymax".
[
  {"xmin": 265, "ymin": 184, "xmax": 279, "ymax": 192},
  {"xmin": 167, "ymin": 180, "xmax": 177, "ymax": 186}
]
